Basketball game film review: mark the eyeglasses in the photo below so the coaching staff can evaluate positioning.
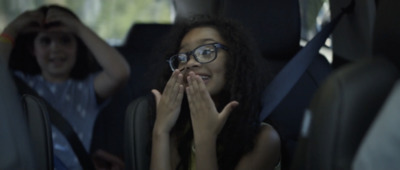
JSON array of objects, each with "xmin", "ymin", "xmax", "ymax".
[{"xmin": 167, "ymin": 43, "xmax": 228, "ymax": 71}]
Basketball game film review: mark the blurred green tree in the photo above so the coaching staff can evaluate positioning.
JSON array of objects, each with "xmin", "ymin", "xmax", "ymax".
[{"xmin": 0, "ymin": 0, "xmax": 172, "ymax": 45}]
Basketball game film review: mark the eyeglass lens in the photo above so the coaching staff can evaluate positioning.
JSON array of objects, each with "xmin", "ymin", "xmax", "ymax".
[{"xmin": 170, "ymin": 44, "xmax": 217, "ymax": 70}]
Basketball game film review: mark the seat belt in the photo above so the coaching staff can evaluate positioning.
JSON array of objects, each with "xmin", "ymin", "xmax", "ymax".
[
  {"xmin": 259, "ymin": 0, "xmax": 355, "ymax": 121},
  {"xmin": 13, "ymin": 76, "xmax": 95, "ymax": 170}
]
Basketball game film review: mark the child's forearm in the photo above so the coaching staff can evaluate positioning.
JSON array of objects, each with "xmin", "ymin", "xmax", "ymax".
[
  {"xmin": 76, "ymin": 24, "xmax": 130, "ymax": 82},
  {"xmin": 194, "ymin": 135, "xmax": 219, "ymax": 170},
  {"xmin": 151, "ymin": 132, "xmax": 172, "ymax": 170}
]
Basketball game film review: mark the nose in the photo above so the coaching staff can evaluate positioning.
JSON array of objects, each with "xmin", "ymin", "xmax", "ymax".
[
  {"xmin": 181, "ymin": 55, "xmax": 200, "ymax": 71},
  {"xmin": 50, "ymin": 40, "xmax": 62, "ymax": 51}
]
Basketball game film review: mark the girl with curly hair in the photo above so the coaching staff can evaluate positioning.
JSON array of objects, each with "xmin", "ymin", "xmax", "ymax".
[{"xmin": 148, "ymin": 16, "xmax": 281, "ymax": 170}]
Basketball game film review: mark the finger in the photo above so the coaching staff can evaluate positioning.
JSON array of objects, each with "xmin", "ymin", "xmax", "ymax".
[
  {"xmin": 44, "ymin": 9, "xmax": 57, "ymax": 23},
  {"xmin": 191, "ymin": 73, "xmax": 214, "ymax": 108},
  {"xmin": 151, "ymin": 89, "xmax": 161, "ymax": 106},
  {"xmin": 186, "ymin": 85, "xmax": 196, "ymax": 119},
  {"xmin": 189, "ymin": 72, "xmax": 200, "ymax": 91},
  {"xmin": 171, "ymin": 72, "xmax": 183, "ymax": 101},
  {"xmin": 22, "ymin": 13, "xmax": 44, "ymax": 32},
  {"xmin": 14, "ymin": 11, "xmax": 44, "ymax": 33},
  {"xmin": 31, "ymin": 11, "xmax": 45, "ymax": 26},
  {"xmin": 26, "ymin": 10, "xmax": 44, "ymax": 22},
  {"xmin": 178, "ymin": 71, "xmax": 183, "ymax": 84},
  {"xmin": 34, "ymin": 8, "xmax": 46, "ymax": 20},
  {"xmin": 220, "ymin": 101, "xmax": 239, "ymax": 123},
  {"xmin": 176, "ymin": 84, "xmax": 184, "ymax": 104},
  {"xmin": 45, "ymin": 8, "xmax": 66, "ymax": 24},
  {"xmin": 186, "ymin": 82, "xmax": 193, "ymax": 106},
  {"xmin": 186, "ymin": 83, "xmax": 195, "ymax": 113},
  {"xmin": 186, "ymin": 74, "xmax": 197, "ymax": 102},
  {"xmin": 187, "ymin": 72, "xmax": 199, "ymax": 100},
  {"xmin": 163, "ymin": 69, "xmax": 179, "ymax": 95}
]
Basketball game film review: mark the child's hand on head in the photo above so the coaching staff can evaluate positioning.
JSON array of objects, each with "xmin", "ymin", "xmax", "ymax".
[
  {"xmin": 45, "ymin": 8, "xmax": 81, "ymax": 33},
  {"xmin": 4, "ymin": 9, "xmax": 45, "ymax": 37}
]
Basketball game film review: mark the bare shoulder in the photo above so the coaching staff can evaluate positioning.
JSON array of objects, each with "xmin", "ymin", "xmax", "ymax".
[
  {"xmin": 258, "ymin": 122, "xmax": 281, "ymax": 149},
  {"xmin": 235, "ymin": 122, "xmax": 281, "ymax": 170}
]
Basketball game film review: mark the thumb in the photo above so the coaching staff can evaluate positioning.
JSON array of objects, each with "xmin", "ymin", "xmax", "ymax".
[
  {"xmin": 219, "ymin": 101, "xmax": 239, "ymax": 123},
  {"xmin": 151, "ymin": 89, "xmax": 162, "ymax": 105}
]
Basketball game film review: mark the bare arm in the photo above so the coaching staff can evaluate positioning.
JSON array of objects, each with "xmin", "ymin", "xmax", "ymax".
[
  {"xmin": 151, "ymin": 131, "xmax": 173, "ymax": 170},
  {"xmin": 1, "ymin": 10, "xmax": 44, "ymax": 65},
  {"xmin": 77, "ymin": 24, "xmax": 130, "ymax": 99},
  {"xmin": 235, "ymin": 123, "xmax": 281, "ymax": 170},
  {"xmin": 46, "ymin": 8, "xmax": 130, "ymax": 99},
  {"xmin": 150, "ymin": 70, "xmax": 184, "ymax": 170}
]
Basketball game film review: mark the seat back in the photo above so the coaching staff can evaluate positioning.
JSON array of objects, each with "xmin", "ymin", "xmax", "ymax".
[
  {"xmin": 173, "ymin": 0, "xmax": 222, "ymax": 22},
  {"xmin": 21, "ymin": 94, "xmax": 54, "ymax": 170},
  {"xmin": 124, "ymin": 96, "xmax": 152, "ymax": 170},
  {"xmin": 352, "ymin": 80, "xmax": 400, "ymax": 170},
  {"xmin": 91, "ymin": 24, "xmax": 171, "ymax": 159},
  {"xmin": 293, "ymin": 0, "xmax": 400, "ymax": 169},
  {"xmin": 304, "ymin": 58, "xmax": 399, "ymax": 170},
  {"xmin": 0, "ymin": 60, "xmax": 36, "ymax": 169}
]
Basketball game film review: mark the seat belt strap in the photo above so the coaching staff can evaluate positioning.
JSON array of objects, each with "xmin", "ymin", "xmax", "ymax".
[
  {"xmin": 259, "ymin": 0, "xmax": 355, "ymax": 121},
  {"xmin": 13, "ymin": 76, "xmax": 95, "ymax": 170}
]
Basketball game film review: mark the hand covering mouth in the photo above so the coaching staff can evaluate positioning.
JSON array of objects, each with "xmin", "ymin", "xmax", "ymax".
[{"xmin": 183, "ymin": 71, "xmax": 211, "ymax": 84}]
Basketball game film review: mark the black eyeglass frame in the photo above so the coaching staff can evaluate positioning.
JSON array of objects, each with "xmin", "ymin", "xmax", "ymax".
[{"xmin": 167, "ymin": 43, "xmax": 229, "ymax": 71}]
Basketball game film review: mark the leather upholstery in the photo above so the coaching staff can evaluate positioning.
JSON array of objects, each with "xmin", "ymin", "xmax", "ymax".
[
  {"xmin": 305, "ymin": 57, "xmax": 399, "ymax": 170},
  {"xmin": 0, "ymin": 59, "xmax": 36, "ymax": 169},
  {"xmin": 294, "ymin": 0, "xmax": 400, "ymax": 169},
  {"xmin": 21, "ymin": 94, "xmax": 54, "ymax": 170},
  {"xmin": 124, "ymin": 96, "xmax": 152, "ymax": 170}
]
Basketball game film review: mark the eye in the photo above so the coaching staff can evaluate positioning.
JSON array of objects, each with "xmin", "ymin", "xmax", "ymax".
[
  {"xmin": 60, "ymin": 35, "xmax": 73, "ymax": 45},
  {"xmin": 178, "ymin": 54, "xmax": 188, "ymax": 62},
  {"xmin": 39, "ymin": 36, "xmax": 51, "ymax": 46},
  {"xmin": 200, "ymin": 49, "xmax": 214, "ymax": 56},
  {"xmin": 196, "ymin": 47, "xmax": 215, "ymax": 61}
]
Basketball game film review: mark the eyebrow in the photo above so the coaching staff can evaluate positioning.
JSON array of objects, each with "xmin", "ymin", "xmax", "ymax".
[{"xmin": 179, "ymin": 38, "xmax": 217, "ymax": 51}]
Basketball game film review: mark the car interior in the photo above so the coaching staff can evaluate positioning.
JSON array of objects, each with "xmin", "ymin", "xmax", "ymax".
[{"xmin": 1, "ymin": 0, "xmax": 399, "ymax": 169}]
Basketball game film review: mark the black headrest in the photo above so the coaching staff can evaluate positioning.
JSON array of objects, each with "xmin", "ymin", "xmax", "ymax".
[
  {"xmin": 119, "ymin": 24, "xmax": 172, "ymax": 53},
  {"xmin": 373, "ymin": 0, "xmax": 400, "ymax": 64},
  {"xmin": 173, "ymin": 0, "xmax": 222, "ymax": 22},
  {"xmin": 222, "ymin": 0, "xmax": 301, "ymax": 60}
]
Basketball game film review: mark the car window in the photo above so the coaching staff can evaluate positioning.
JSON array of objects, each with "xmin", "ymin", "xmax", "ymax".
[{"xmin": 0, "ymin": 0, "xmax": 174, "ymax": 46}]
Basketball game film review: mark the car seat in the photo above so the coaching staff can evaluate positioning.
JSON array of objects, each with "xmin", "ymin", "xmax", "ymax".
[
  {"xmin": 0, "ymin": 61, "xmax": 37, "ymax": 169},
  {"xmin": 124, "ymin": 95, "xmax": 153, "ymax": 170},
  {"xmin": 21, "ymin": 94, "xmax": 54, "ymax": 170},
  {"xmin": 91, "ymin": 23, "xmax": 172, "ymax": 162},
  {"xmin": 291, "ymin": 0, "xmax": 400, "ymax": 169},
  {"xmin": 352, "ymin": 79, "xmax": 400, "ymax": 170}
]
